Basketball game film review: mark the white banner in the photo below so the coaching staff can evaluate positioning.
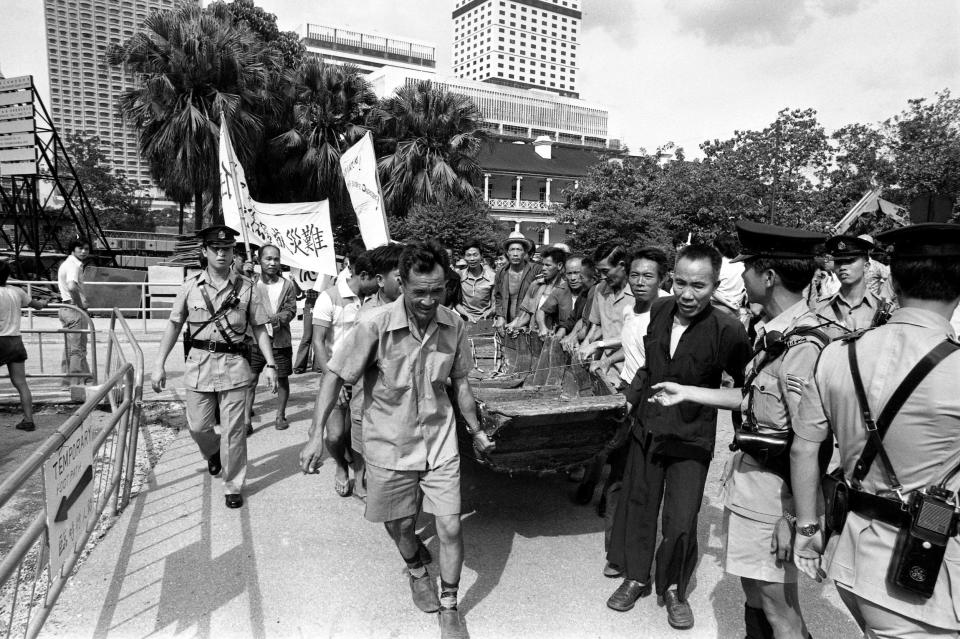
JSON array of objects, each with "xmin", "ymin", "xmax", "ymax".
[
  {"xmin": 220, "ymin": 122, "xmax": 338, "ymax": 275},
  {"xmin": 340, "ymin": 131, "xmax": 390, "ymax": 249}
]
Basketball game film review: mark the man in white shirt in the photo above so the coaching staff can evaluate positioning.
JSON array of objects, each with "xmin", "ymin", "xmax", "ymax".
[
  {"xmin": 312, "ymin": 251, "xmax": 379, "ymax": 497},
  {"xmin": 712, "ymin": 235, "xmax": 746, "ymax": 318},
  {"xmin": 57, "ymin": 238, "xmax": 91, "ymax": 385}
]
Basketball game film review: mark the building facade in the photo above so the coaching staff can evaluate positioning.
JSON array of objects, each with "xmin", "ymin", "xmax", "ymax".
[
  {"xmin": 299, "ymin": 23, "xmax": 437, "ymax": 75},
  {"xmin": 367, "ymin": 67, "xmax": 611, "ymax": 149},
  {"xmin": 43, "ymin": 0, "xmax": 197, "ymax": 193},
  {"xmin": 452, "ymin": 0, "xmax": 581, "ymax": 98}
]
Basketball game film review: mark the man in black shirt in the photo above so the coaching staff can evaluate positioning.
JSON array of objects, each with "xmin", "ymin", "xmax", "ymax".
[{"xmin": 606, "ymin": 244, "xmax": 751, "ymax": 630}]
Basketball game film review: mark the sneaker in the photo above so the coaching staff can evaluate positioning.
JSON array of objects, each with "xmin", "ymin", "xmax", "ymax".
[
  {"xmin": 15, "ymin": 420, "xmax": 35, "ymax": 432},
  {"xmin": 664, "ymin": 589, "xmax": 694, "ymax": 630},
  {"xmin": 409, "ymin": 573, "xmax": 440, "ymax": 613},
  {"xmin": 438, "ymin": 608, "xmax": 469, "ymax": 639}
]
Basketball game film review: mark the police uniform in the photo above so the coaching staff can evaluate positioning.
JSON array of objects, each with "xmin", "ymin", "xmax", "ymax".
[
  {"xmin": 169, "ymin": 226, "xmax": 270, "ymax": 500},
  {"xmin": 815, "ymin": 235, "xmax": 892, "ymax": 335},
  {"xmin": 721, "ymin": 221, "xmax": 829, "ymax": 588},
  {"xmin": 795, "ymin": 221, "xmax": 960, "ymax": 637}
]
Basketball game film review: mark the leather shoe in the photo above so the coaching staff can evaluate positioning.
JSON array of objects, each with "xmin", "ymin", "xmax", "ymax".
[
  {"xmin": 664, "ymin": 589, "xmax": 694, "ymax": 629},
  {"xmin": 606, "ymin": 578, "xmax": 651, "ymax": 612},
  {"xmin": 207, "ymin": 451, "xmax": 222, "ymax": 476},
  {"xmin": 438, "ymin": 608, "xmax": 469, "ymax": 639},
  {"xmin": 409, "ymin": 573, "xmax": 439, "ymax": 613},
  {"xmin": 225, "ymin": 494, "xmax": 243, "ymax": 509}
]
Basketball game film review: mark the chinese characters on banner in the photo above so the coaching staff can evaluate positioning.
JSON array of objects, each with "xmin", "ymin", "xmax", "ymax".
[
  {"xmin": 340, "ymin": 131, "xmax": 390, "ymax": 249},
  {"xmin": 220, "ymin": 121, "xmax": 338, "ymax": 275}
]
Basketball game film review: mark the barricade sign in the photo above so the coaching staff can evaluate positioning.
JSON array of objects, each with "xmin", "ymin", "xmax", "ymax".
[{"xmin": 42, "ymin": 419, "xmax": 98, "ymax": 578}]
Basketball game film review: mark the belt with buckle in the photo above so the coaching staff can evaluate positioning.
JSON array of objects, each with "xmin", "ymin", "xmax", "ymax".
[{"xmin": 190, "ymin": 339, "xmax": 245, "ymax": 355}]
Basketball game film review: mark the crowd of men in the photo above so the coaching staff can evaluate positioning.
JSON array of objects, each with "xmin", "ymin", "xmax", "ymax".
[{"xmin": 135, "ymin": 200, "xmax": 960, "ymax": 639}]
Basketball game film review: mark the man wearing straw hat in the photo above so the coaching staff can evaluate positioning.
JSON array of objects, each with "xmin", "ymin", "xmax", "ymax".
[{"xmin": 492, "ymin": 231, "xmax": 541, "ymax": 330}]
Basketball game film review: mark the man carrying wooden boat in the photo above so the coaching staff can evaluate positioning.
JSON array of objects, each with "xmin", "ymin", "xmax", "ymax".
[
  {"xmin": 606, "ymin": 244, "xmax": 752, "ymax": 630},
  {"xmin": 299, "ymin": 240, "xmax": 494, "ymax": 639}
]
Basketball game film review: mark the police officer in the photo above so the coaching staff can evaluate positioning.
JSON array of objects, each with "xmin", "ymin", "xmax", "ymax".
[
  {"xmin": 815, "ymin": 235, "xmax": 893, "ymax": 335},
  {"xmin": 151, "ymin": 225, "xmax": 277, "ymax": 509},
  {"xmin": 791, "ymin": 217, "xmax": 960, "ymax": 638},
  {"xmin": 650, "ymin": 220, "xmax": 829, "ymax": 638}
]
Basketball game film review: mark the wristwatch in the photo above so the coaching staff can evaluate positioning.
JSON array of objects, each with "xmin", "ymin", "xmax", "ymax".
[
  {"xmin": 797, "ymin": 522, "xmax": 821, "ymax": 537},
  {"xmin": 265, "ymin": 364, "xmax": 277, "ymax": 369}
]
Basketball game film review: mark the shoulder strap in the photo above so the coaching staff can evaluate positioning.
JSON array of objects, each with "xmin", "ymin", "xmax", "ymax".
[
  {"xmin": 192, "ymin": 277, "xmax": 246, "ymax": 345},
  {"xmin": 849, "ymin": 338, "xmax": 960, "ymax": 487}
]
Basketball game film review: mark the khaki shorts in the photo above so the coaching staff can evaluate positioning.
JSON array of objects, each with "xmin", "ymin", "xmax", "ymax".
[
  {"xmin": 722, "ymin": 509, "xmax": 798, "ymax": 583},
  {"xmin": 364, "ymin": 456, "xmax": 461, "ymax": 523}
]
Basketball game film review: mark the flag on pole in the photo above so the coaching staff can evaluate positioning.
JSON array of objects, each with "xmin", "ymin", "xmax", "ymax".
[
  {"xmin": 219, "ymin": 122, "xmax": 338, "ymax": 276},
  {"xmin": 341, "ymin": 131, "xmax": 390, "ymax": 248}
]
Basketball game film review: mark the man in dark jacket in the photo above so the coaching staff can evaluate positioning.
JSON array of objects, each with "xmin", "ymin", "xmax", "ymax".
[
  {"xmin": 606, "ymin": 244, "xmax": 751, "ymax": 630},
  {"xmin": 493, "ymin": 232, "xmax": 542, "ymax": 328}
]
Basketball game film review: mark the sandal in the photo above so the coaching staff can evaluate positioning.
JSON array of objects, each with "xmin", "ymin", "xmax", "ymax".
[{"xmin": 334, "ymin": 477, "xmax": 354, "ymax": 498}]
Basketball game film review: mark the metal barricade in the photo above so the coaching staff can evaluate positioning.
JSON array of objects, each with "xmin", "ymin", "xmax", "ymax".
[
  {"xmin": 17, "ymin": 303, "xmax": 99, "ymax": 385},
  {"xmin": 0, "ymin": 309, "xmax": 143, "ymax": 639}
]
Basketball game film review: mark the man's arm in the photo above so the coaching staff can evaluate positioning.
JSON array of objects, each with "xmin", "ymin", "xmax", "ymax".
[
  {"xmin": 274, "ymin": 282, "xmax": 298, "ymax": 326},
  {"xmin": 150, "ymin": 319, "xmax": 185, "ymax": 393},
  {"xmin": 647, "ymin": 382, "xmax": 742, "ymax": 410},
  {"xmin": 252, "ymin": 324, "xmax": 278, "ymax": 392},
  {"xmin": 451, "ymin": 375, "xmax": 494, "ymax": 453},
  {"xmin": 65, "ymin": 280, "xmax": 86, "ymax": 308},
  {"xmin": 311, "ymin": 325, "xmax": 331, "ymax": 373}
]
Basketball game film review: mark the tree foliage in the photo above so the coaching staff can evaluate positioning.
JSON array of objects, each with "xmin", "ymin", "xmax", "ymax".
[
  {"xmin": 562, "ymin": 92, "xmax": 960, "ymax": 250},
  {"xmin": 389, "ymin": 200, "xmax": 508, "ymax": 255},
  {"xmin": 61, "ymin": 133, "xmax": 152, "ymax": 231},
  {"xmin": 373, "ymin": 81, "xmax": 487, "ymax": 217}
]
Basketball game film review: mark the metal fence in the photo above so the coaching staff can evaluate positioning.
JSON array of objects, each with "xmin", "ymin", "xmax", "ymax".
[
  {"xmin": 0, "ymin": 309, "xmax": 144, "ymax": 639},
  {"xmin": 16, "ymin": 303, "xmax": 98, "ymax": 385}
]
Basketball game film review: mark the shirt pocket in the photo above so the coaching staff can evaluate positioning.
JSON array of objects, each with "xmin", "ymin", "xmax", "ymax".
[
  {"xmin": 379, "ymin": 356, "xmax": 412, "ymax": 394},
  {"xmin": 426, "ymin": 349, "xmax": 456, "ymax": 385},
  {"xmin": 227, "ymin": 298, "xmax": 248, "ymax": 333},
  {"xmin": 749, "ymin": 368, "xmax": 787, "ymax": 431}
]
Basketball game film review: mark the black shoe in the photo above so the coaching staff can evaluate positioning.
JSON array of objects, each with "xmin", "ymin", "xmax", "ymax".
[
  {"xmin": 606, "ymin": 578, "xmax": 652, "ymax": 612},
  {"xmin": 208, "ymin": 451, "xmax": 222, "ymax": 476},
  {"xmin": 225, "ymin": 494, "xmax": 243, "ymax": 509},
  {"xmin": 416, "ymin": 535, "xmax": 433, "ymax": 565},
  {"xmin": 573, "ymin": 480, "xmax": 596, "ymax": 505},
  {"xmin": 438, "ymin": 607, "xmax": 469, "ymax": 639},
  {"xmin": 409, "ymin": 573, "xmax": 440, "ymax": 613},
  {"xmin": 245, "ymin": 423, "xmax": 254, "ymax": 437},
  {"xmin": 664, "ymin": 590, "xmax": 694, "ymax": 629},
  {"xmin": 15, "ymin": 420, "xmax": 35, "ymax": 432},
  {"xmin": 293, "ymin": 367, "xmax": 305, "ymax": 375}
]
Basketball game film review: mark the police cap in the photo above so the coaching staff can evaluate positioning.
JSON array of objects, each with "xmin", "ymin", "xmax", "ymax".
[
  {"xmin": 823, "ymin": 234, "xmax": 873, "ymax": 259},
  {"xmin": 875, "ymin": 223, "xmax": 960, "ymax": 258},
  {"xmin": 196, "ymin": 225, "xmax": 239, "ymax": 248},
  {"xmin": 731, "ymin": 220, "xmax": 827, "ymax": 263},
  {"xmin": 875, "ymin": 193, "xmax": 960, "ymax": 257}
]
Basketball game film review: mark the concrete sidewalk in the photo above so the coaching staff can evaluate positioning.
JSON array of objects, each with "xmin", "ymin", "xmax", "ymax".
[{"xmin": 37, "ymin": 387, "xmax": 859, "ymax": 639}]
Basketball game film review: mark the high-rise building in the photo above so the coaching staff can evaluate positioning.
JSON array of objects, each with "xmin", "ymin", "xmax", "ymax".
[
  {"xmin": 42, "ymin": 0, "xmax": 197, "ymax": 192},
  {"xmin": 299, "ymin": 24, "xmax": 437, "ymax": 75},
  {"xmin": 452, "ymin": 0, "xmax": 581, "ymax": 98}
]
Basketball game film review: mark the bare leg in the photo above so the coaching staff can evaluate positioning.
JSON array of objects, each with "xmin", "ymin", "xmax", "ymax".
[
  {"xmin": 744, "ymin": 577, "xmax": 808, "ymax": 639},
  {"xmin": 323, "ymin": 406, "xmax": 350, "ymax": 489},
  {"xmin": 384, "ymin": 515, "xmax": 420, "ymax": 560},
  {"xmin": 276, "ymin": 377, "xmax": 289, "ymax": 420},
  {"xmin": 9, "ymin": 362, "xmax": 33, "ymax": 423},
  {"xmin": 434, "ymin": 514, "xmax": 464, "ymax": 586}
]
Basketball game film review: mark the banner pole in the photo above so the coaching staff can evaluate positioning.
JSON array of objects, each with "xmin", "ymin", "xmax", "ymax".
[{"xmin": 222, "ymin": 115, "xmax": 253, "ymax": 259}]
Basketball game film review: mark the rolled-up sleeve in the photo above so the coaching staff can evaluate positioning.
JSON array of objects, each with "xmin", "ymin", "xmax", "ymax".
[
  {"xmin": 327, "ymin": 319, "xmax": 378, "ymax": 384},
  {"xmin": 313, "ymin": 291, "xmax": 334, "ymax": 328},
  {"xmin": 794, "ymin": 369, "xmax": 831, "ymax": 443},
  {"xmin": 450, "ymin": 323, "xmax": 473, "ymax": 379},
  {"xmin": 168, "ymin": 284, "xmax": 190, "ymax": 324}
]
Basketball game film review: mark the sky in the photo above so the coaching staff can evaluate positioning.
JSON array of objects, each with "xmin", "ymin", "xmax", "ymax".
[{"xmin": 1, "ymin": 0, "xmax": 957, "ymax": 157}]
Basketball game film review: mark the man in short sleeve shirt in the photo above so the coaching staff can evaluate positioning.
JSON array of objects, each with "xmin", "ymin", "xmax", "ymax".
[
  {"xmin": 300, "ymin": 241, "xmax": 494, "ymax": 639},
  {"xmin": 815, "ymin": 235, "xmax": 892, "ymax": 336},
  {"xmin": 151, "ymin": 226, "xmax": 276, "ymax": 509},
  {"xmin": 792, "ymin": 219, "xmax": 960, "ymax": 638},
  {"xmin": 57, "ymin": 238, "xmax": 91, "ymax": 385}
]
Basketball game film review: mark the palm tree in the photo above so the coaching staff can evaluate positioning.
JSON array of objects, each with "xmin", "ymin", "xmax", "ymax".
[
  {"xmin": 108, "ymin": 5, "xmax": 278, "ymax": 230},
  {"xmin": 264, "ymin": 60, "xmax": 377, "ymax": 217},
  {"xmin": 372, "ymin": 81, "xmax": 487, "ymax": 216}
]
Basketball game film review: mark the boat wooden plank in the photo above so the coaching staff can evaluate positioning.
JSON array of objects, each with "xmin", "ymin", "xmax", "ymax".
[{"xmin": 482, "ymin": 395, "xmax": 624, "ymax": 418}]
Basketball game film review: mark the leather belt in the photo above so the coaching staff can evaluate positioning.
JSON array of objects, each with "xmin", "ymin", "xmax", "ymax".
[
  {"xmin": 849, "ymin": 490, "xmax": 909, "ymax": 527},
  {"xmin": 190, "ymin": 339, "xmax": 246, "ymax": 355}
]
